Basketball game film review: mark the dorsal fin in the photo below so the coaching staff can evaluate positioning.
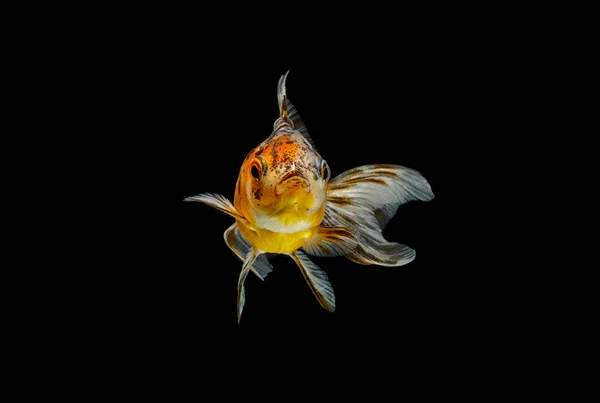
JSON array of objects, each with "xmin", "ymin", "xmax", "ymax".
[{"xmin": 276, "ymin": 70, "xmax": 317, "ymax": 149}]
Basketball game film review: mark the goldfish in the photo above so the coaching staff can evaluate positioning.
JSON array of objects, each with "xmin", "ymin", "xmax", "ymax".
[{"xmin": 185, "ymin": 71, "xmax": 434, "ymax": 323}]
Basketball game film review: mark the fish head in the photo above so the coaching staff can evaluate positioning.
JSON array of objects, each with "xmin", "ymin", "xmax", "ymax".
[{"xmin": 235, "ymin": 131, "xmax": 331, "ymax": 232}]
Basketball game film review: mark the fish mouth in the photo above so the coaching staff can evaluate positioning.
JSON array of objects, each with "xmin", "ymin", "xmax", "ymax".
[{"xmin": 275, "ymin": 171, "xmax": 310, "ymax": 195}]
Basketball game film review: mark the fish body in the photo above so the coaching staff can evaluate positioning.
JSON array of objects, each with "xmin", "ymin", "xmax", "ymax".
[
  {"xmin": 234, "ymin": 130, "xmax": 327, "ymax": 254},
  {"xmin": 185, "ymin": 71, "xmax": 434, "ymax": 322}
]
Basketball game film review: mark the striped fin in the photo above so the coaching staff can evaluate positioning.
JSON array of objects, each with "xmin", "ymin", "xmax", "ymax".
[
  {"xmin": 320, "ymin": 164, "xmax": 434, "ymax": 266},
  {"xmin": 290, "ymin": 250, "xmax": 335, "ymax": 312},
  {"xmin": 302, "ymin": 226, "xmax": 357, "ymax": 257}
]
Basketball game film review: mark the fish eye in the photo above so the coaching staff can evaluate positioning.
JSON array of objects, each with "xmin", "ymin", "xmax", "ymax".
[
  {"xmin": 320, "ymin": 160, "xmax": 331, "ymax": 181},
  {"xmin": 250, "ymin": 159, "xmax": 262, "ymax": 181}
]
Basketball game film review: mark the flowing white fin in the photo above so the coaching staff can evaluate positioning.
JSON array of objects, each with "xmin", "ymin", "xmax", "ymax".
[
  {"xmin": 237, "ymin": 251, "xmax": 258, "ymax": 324},
  {"xmin": 224, "ymin": 223, "xmax": 273, "ymax": 280},
  {"xmin": 276, "ymin": 70, "xmax": 316, "ymax": 148},
  {"xmin": 322, "ymin": 164, "xmax": 434, "ymax": 266},
  {"xmin": 302, "ymin": 226, "xmax": 357, "ymax": 257},
  {"xmin": 184, "ymin": 193, "xmax": 249, "ymax": 225},
  {"xmin": 290, "ymin": 250, "xmax": 335, "ymax": 312}
]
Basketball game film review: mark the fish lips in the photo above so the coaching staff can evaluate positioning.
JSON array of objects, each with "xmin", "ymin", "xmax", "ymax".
[{"xmin": 275, "ymin": 171, "xmax": 311, "ymax": 195}]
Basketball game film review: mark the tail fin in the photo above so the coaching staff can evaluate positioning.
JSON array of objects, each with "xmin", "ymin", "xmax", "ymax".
[{"xmin": 319, "ymin": 164, "xmax": 434, "ymax": 266}]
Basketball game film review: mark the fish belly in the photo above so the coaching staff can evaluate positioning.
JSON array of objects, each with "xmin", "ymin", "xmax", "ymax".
[{"xmin": 237, "ymin": 220, "xmax": 314, "ymax": 254}]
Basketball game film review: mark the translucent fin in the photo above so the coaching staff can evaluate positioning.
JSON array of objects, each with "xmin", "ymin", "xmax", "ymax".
[
  {"xmin": 324, "ymin": 164, "xmax": 434, "ymax": 266},
  {"xmin": 302, "ymin": 226, "xmax": 357, "ymax": 258},
  {"xmin": 237, "ymin": 251, "xmax": 258, "ymax": 324},
  {"xmin": 290, "ymin": 250, "xmax": 335, "ymax": 312},
  {"xmin": 184, "ymin": 193, "xmax": 248, "ymax": 224},
  {"xmin": 224, "ymin": 223, "xmax": 273, "ymax": 280},
  {"xmin": 276, "ymin": 70, "xmax": 316, "ymax": 149}
]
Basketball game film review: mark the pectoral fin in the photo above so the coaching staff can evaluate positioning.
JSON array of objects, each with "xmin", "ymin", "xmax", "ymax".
[
  {"xmin": 302, "ymin": 226, "xmax": 357, "ymax": 258},
  {"xmin": 290, "ymin": 250, "xmax": 335, "ymax": 312},
  {"xmin": 184, "ymin": 193, "xmax": 248, "ymax": 224}
]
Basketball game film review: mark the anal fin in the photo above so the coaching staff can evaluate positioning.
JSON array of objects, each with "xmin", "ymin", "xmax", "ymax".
[
  {"xmin": 237, "ymin": 251, "xmax": 258, "ymax": 324},
  {"xmin": 224, "ymin": 223, "xmax": 273, "ymax": 280}
]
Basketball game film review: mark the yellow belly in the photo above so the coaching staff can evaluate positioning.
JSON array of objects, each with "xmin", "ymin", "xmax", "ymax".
[{"xmin": 237, "ymin": 219, "xmax": 315, "ymax": 254}]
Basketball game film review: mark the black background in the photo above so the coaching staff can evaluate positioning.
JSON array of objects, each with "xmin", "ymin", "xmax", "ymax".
[
  {"xmin": 39, "ymin": 11, "xmax": 527, "ymax": 374},
  {"xmin": 16, "ymin": 4, "xmax": 578, "ymax": 395},
  {"xmin": 99, "ymin": 53, "xmax": 488, "ymax": 343}
]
